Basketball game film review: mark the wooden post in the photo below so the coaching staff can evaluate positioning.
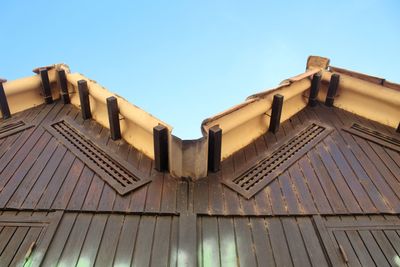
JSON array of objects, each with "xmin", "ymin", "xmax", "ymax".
[
  {"xmin": 269, "ymin": 94, "xmax": 284, "ymax": 133},
  {"xmin": 397, "ymin": 123, "xmax": 400, "ymax": 133},
  {"xmin": 208, "ymin": 125, "xmax": 222, "ymax": 172},
  {"xmin": 325, "ymin": 74, "xmax": 340, "ymax": 107},
  {"xmin": 78, "ymin": 80, "xmax": 91, "ymax": 120},
  {"xmin": 153, "ymin": 125, "xmax": 169, "ymax": 171},
  {"xmin": 57, "ymin": 69, "xmax": 70, "ymax": 104},
  {"xmin": 309, "ymin": 73, "xmax": 321, "ymax": 107},
  {"xmin": 0, "ymin": 80, "xmax": 11, "ymax": 119},
  {"xmin": 40, "ymin": 68, "xmax": 53, "ymax": 104},
  {"xmin": 106, "ymin": 96, "xmax": 121, "ymax": 140}
]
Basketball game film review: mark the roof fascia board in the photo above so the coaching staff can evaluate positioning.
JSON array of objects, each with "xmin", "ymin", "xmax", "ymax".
[
  {"xmin": 201, "ymin": 74, "xmax": 315, "ymax": 160},
  {"xmin": 329, "ymin": 65, "xmax": 400, "ymax": 93},
  {"xmin": 320, "ymin": 70, "xmax": 400, "ymax": 129},
  {"xmin": 1, "ymin": 67, "xmax": 61, "ymax": 115},
  {"xmin": 66, "ymin": 72, "xmax": 172, "ymax": 160},
  {"xmin": 3, "ymin": 56, "xmax": 399, "ymax": 180},
  {"xmin": 66, "ymin": 73, "xmax": 210, "ymax": 179},
  {"xmin": 329, "ymin": 66, "xmax": 385, "ymax": 85}
]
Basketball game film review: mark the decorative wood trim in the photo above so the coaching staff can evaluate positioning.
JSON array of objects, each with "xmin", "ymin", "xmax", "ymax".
[
  {"xmin": 208, "ymin": 125, "xmax": 222, "ymax": 172},
  {"xmin": 0, "ymin": 82, "xmax": 11, "ymax": 119},
  {"xmin": 45, "ymin": 118, "xmax": 151, "ymax": 195},
  {"xmin": 325, "ymin": 74, "xmax": 340, "ymax": 107},
  {"xmin": 0, "ymin": 120, "xmax": 34, "ymax": 139},
  {"xmin": 153, "ymin": 125, "xmax": 169, "ymax": 172},
  {"xmin": 269, "ymin": 94, "xmax": 284, "ymax": 133},
  {"xmin": 343, "ymin": 123, "xmax": 400, "ymax": 152},
  {"xmin": 223, "ymin": 122, "xmax": 333, "ymax": 199},
  {"xmin": 57, "ymin": 69, "xmax": 70, "ymax": 104},
  {"xmin": 40, "ymin": 69, "xmax": 53, "ymax": 104},
  {"xmin": 107, "ymin": 96, "xmax": 121, "ymax": 140},
  {"xmin": 77, "ymin": 80, "xmax": 91, "ymax": 120},
  {"xmin": 309, "ymin": 73, "xmax": 321, "ymax": 107}
]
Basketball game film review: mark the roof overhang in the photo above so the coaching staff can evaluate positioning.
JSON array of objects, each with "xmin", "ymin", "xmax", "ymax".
[{"xmin": 1, "ymin": 56, "xmax": 399, "ymax": 179}]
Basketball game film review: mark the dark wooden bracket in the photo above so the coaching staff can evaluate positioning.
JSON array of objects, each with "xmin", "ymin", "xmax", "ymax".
[
  {"xmin": 153, "ymin": 125, "xmax": 169, "ymax": 172},
  {"xmin": 57, "ymin": 69, "xmax": 70, "ymax": 104},
  {"xmin": 269, "ymin": 94, "xmax": 284, "ymax": 133},
  {"xmin": 0, "ymin": 81, "xmax": 11, "ymax": 119},
  {"xmin": 77, "ymin": 80, "xmax": 92, "ymax": 120},
  {"xmin": 208, "ymin": 125, "xmax": 222, "ymax": 172},
  {"xmin": 325, "ymin": 74, "xmax": 340, "ymax": 107},
  {"xmin": 308, "ymin": 73, "xmax": 321, "ymax": 107},
  {"xmin": 40, "ymin": 69, "xmax": 53, "ymax": 104},
  {"xmin": 107, "ymin": 96, "xmax": 121, "ymax": 140}
]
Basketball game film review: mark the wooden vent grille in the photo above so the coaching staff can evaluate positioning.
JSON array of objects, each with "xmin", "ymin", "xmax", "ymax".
[
  {"xmin": 46, "ymin": 120, "xmax": 151, "ymax": 195},
  {"xmin": 343, "ymin": 123, "xmax": 400, "ymax": 152},
  {"xmin": 0, "ymin": 120, "xmax": 34, "ymax": 139},
  {"xmin": 223, "ymin": 123, "xmax": 332, "ymax": 199}
]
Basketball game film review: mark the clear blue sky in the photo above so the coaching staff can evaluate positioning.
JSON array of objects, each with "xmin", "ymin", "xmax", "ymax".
[{"xmin": 1, "ymin": 1, "xmax": 399, "ymax": 139}]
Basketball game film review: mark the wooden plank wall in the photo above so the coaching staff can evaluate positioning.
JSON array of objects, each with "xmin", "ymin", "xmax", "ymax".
[{"xmin": 0, "ymin": 99, "xmax": 400, "ymax": 266}]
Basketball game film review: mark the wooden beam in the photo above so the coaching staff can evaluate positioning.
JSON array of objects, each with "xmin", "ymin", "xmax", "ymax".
[
  {"xmin": 208, "ymin": 125, "xmax": 222, "ymax": 172},
  {"xmin": 325, "ymin": 73, "xmax": 340, "ymax": 107},
  {"xmin": 308, "ymin": 73, "xmax": 321, "ymax": 107},
  {"xmin": 0, "ymin": 81, "xmax": 11, "ymax": 119},
  {"xmin": 269, "ymin": 94, "xmax": 284, "ymax": 133},
  {"xmin": 57, "ymin": 69, "xmax": 70, "ymax": 104},
  {"xmin": 77, "ymin": 80, "xmax": 91, "ymax": 120},
  {"xmin": 153, "ymin": 125, "xmax": 169, "ymax": 171},
  {"xmin": 39, "ymin": 68, "xmax": 53, "ymax": 104},
  {"xmin": 106, "ymin": 96, "xmax": 121, "ymax": 140}
]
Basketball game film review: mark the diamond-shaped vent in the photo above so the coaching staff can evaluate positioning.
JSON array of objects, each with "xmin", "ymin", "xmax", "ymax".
[
  {"xmin": 223, "ymin": 123, "xmax": 332, "ymax": 199},
  {"xmin": 0, "ymin": 120, "xmax": 34, "ymax": 139},
  {"xmin": 343, "ymin": 123, "xmax": 400, "ymax": 152},
  {"xmin": 46, "ymin": 119, "xmax": 151, "ymax": 195}
]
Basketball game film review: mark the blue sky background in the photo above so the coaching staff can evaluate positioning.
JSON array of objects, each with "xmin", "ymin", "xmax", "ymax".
[{"xmin": 1, "ymin": 0, "xmax": 399, "ymax": 139}]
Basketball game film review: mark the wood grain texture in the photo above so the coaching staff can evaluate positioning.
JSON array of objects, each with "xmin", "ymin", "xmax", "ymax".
[{"xmin": 0, "ymin": 100, "xmax": 399, "ymax": 266}]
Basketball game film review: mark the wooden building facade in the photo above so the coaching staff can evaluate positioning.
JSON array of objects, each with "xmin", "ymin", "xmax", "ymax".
[{"xmin": 0, "ymin": 56, "xmax": 399, "ymax": 266}]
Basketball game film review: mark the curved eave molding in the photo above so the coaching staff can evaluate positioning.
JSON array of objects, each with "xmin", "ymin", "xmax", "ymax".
[
  {"xmin": 318, "ymin": 70, "xmax": 400, "ymax": 129},
  {"xmin": 66, "ymin": 73, "xmax": 172, "ymax": 160},
  {"xmin": 202, "ymin": 56, "xmax": 400, "ymax": 163},
  {"xmin": 0, "ymin": 64, "xmax": 172, "ymax": 161},
  {"xmin": 201, "ymin": 70, "xmax": 319, "ymax": 160},
  {"xmin": 1, "ymin": 56, "xmax": 399, "ymax": 179}
]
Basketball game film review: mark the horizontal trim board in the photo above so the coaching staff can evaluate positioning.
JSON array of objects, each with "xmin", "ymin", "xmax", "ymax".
[
  {"xmin": 343, "ymin": 123, "xmax": 400, "ymax": 152},
  {"xmin": 45, "ymin": 118, "xmax": 151, "ymax": 195},
  {"xmin": 223, "ymin": 122, "xmax": 333, "ymax": 199},
  {"xmin": 324, "ymin": 218, "xmax": 400, "ymax": 230}
]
